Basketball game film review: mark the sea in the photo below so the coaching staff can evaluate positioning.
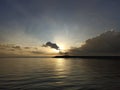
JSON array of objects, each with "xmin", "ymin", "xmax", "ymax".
[{"xmin": 0, "ymin": 58, "xmax": 120, "ymax": 90}]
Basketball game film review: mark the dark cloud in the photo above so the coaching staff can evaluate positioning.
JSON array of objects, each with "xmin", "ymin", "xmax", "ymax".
[
  {"xmin": 69, "ymin": 31, "xmax": 120, "ymax": 56},
  {"xmin": 12, "ymin": 46, "xmax": 21, "ymax": 49},
  {"xmin": 43, "ymin": 41, "xmax": 59, "ymax": 50},
  {"xmin": 0, "ymin": 44, "xmax": 22, "ymax": 50},
  {"xmin": 24, "ymin": 47, "xmax": 30, "ymax": 49}
]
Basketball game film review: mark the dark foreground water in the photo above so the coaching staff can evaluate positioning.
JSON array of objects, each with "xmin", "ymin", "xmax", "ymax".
[{"xmin": 0, "ymin": 58, "xmax": 120, "ymax": 90}]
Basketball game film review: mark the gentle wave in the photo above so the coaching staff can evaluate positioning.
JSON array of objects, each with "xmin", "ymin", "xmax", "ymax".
[{"xmin": 0, "ymin": 58, "xmax": 120, "ymax": 90}]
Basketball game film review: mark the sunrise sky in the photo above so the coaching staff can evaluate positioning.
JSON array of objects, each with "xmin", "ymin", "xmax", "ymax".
[{"xmin": 0, "ymin": 0, "xmax": 120, "ymax": 57}]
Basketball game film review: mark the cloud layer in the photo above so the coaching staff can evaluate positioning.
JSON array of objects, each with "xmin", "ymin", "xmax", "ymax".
[
  {"xmin": 1, "ymin": 31, "xmax": 120, "ymax": 57},
  {"xmin": 68, "ymin": 31, "xmax": 120, "ymax": 56},
  {"xmin": 0, "ymin": 44, "xmax": 46, "ymax": 57}
]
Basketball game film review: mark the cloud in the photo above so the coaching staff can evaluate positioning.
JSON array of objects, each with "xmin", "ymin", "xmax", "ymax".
[
  {"xmin": 12, "ymin": 46, "xmax": 21, "ymax": 49},
  {"xmin": 31, "ymin": 51, "xmax": 44, "ymax": 54},
  {"xmin": 68, "ymin": 31, "xmax": 120, "ymax": 56},
  {"xmin": 24, "ymin": 47, "xmax": 31, "ymax": 49},
  {"xmin": 43, "ymin": 41, "xmax": 59, "ymax": 50},
  {"xmin": 0, "ymin": 44, "xmax": 21, "ymax": 57},
  {"xmin": 0, "ymin": 44, "xmax": 46, "ymax": 57}
]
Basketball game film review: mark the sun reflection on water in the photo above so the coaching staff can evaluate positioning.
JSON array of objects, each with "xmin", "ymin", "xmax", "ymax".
[
  {"xmin": 53, "ymin": 58, "xmax": 70, "ymax": 79},
  {"xmin": 55, "ymin": 58, "xmax": 65, "ymax": 67}
]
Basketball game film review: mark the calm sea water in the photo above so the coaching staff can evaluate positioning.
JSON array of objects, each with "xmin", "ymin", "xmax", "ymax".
[{"xmin": 0, "ymin": 58, "xmax": 120, "ymax": 90}]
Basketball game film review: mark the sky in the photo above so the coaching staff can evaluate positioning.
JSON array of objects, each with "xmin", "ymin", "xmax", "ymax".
[{"xmin": 0, "ymin": 0, "xmax": 120, "ymax": 57}]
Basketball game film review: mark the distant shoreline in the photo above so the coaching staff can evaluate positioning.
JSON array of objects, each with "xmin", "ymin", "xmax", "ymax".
[{"xmin": 53, "ymin": 55, "xmax": 120, "ymax": 59}]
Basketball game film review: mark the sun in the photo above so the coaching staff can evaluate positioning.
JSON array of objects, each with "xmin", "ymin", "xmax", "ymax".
[
  {"xmin": 52, "ymin": 49, "xmax": 60, "ymax": 53},
  {"xmin": 52, "ymin": 44, "xmax": 66, "ymax": 53},
  {"xmin": 59, "ymin": 44, "xmax": 65, "ymax": 51}
]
